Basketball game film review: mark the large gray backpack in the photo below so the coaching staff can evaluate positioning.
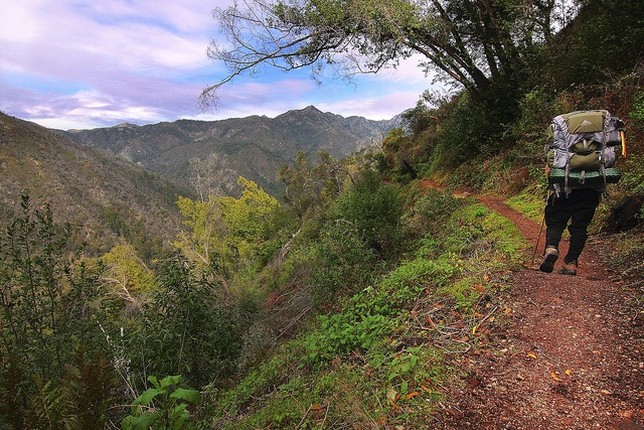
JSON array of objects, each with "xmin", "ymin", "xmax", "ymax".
[{"xmin": 546, "ymin": 110, "xmax": 625, "ymax": 193}]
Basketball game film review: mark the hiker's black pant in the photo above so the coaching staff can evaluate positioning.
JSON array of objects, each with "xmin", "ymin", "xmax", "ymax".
[{"xmin": 545, "ymin": 188, "xmax": 600, "ymax": 264}]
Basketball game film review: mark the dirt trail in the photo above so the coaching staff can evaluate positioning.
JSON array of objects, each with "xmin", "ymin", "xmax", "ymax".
[{"xmin": 431, "ymin": 194, "xmax": 643, "ymax": 430}]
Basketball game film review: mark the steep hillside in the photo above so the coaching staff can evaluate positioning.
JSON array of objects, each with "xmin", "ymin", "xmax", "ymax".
[
  {"xmin": 0, "ymin": 112, "xmax": 186, "ymax": 256},
  {"xmin": 62, "ymin": 106, "xmax": 400, "ymax": 196}
]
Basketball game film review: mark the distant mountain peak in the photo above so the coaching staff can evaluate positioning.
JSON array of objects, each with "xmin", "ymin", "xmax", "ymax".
[
  {"xmin": 114, "ymin": 122, "xmax": 138, "ymax": 129},
  {"xmin": 301, "ymin": 105, "xmax": 322, "ymax": 112},
  {"xmin": 278, "ymin": 105, "xmax": 325, "ymax": 118}
]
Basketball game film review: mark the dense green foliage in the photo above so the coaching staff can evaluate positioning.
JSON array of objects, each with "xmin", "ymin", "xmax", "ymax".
[
  {"xmin": 129, "ymin": 256, "xmax": 245, "ymax": 389},
  {"xmin": 539, "ymin": 0, "xmax": 644, "ymax": 90},
  {"xmin": 196, "ymin": 193, "xmax": 525, "ymax": 428},
  {"xmin": 174, "ymin": 176, "xmax": 280, "ymax": 279},
  {"xmin": 334, "ymin": 169, "xmax": 405, "ymax": 254},
  {"xmin": 0, "ymin": 196, "xmax": 116, "ymax": 429},
  {"xmin": 0, "ymin": 196, "xmax": 246, "ymax": 429}
]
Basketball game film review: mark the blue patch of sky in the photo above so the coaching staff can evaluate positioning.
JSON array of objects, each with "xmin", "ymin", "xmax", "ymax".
[
  {"xmin": 2, "ymin": 72, "xmax": 89, "ymax": 95},
  {"xmin": 156, "ymin": 65, "xmax": 216, "ymax": 84}
]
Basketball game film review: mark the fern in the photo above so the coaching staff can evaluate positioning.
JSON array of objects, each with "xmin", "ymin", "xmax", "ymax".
[
  {"xmin": 59, "ymin": 351, "xmax": 115, "ymax": 430},
  {"xmin": 29, "ymin": 377, "xmax": 64, "ymax": 430}
]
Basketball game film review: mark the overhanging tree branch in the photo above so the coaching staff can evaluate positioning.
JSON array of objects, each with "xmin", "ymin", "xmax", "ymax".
[{"xmin": 201, "ymin": 0, "xmax": 580, "ymax": 105}]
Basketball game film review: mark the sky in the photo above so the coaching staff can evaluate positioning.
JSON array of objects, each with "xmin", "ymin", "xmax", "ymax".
[{"xmin": 0, "ymin": 0, "xmax": 437, "ymax": 130}]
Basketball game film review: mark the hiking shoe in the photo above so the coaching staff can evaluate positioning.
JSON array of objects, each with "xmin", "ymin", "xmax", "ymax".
[
  {"xmin": 559, "ymin": 261, "xmax": 578, "ymax": 276},
  {"xmin": 539, "ymin": 246, "xmax": 559, "ymax": 273}
]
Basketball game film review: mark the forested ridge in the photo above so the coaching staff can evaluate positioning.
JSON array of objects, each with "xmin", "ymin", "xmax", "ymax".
[
  {"xmin": 1, "ymin": 0, "xmax": 643, "ymax": 428},
  {"xmin": 61, "ymin": 106, "xmax": 399, "ymax": 198}
]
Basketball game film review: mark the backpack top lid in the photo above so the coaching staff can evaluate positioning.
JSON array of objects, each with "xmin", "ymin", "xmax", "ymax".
[
  {"xmin": 561, "ymin": 110, "xmax": 607, "ymax": 134},
  {"xmin": 549, "ymin": 109, "xmax": 623, "ymax": 150}
]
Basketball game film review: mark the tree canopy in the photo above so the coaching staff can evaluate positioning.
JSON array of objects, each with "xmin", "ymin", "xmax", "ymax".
[
  {"xmin": 174, "ymin": 177, "xmax": 280, "ymax": 279},
  {"xmin": 203, "ymin": 0, "xmax": 581, "ymax": 102}
]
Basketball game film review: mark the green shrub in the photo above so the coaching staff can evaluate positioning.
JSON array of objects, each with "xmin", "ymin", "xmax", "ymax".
[
  {"xmin": 122, "ymin": 375, "xmax": 200, "ymax": 430},
  {"xmin": 303, "ymin": 256, "xmax": 458, "ymax": 367},
  {"xmin": 0, "ymin": 195, "xmax": 119, "ymax": 430},
  {"xmin": 308, "ymin": 220, "xmax": 376, "ymax": 306},
  {"xmin": 129, "ymin": 256, "xmax": 244, "ymax": 389},
  {"xmin": 303, "ymin": 312, "xmax": 394, "ymax": 366},
  {"xmin": 403, "ymin": 189, "xmax": 462, "ymax": 237},
  {"xmin": 334, "ymin": 169, "xmax": 405, "ymax": 254}
]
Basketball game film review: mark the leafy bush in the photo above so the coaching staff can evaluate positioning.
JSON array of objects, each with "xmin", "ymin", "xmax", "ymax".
[
  {"xmin": 303, "ymin": 313, "xmax": 395, "ymax": 365},
  {"xmin": 308, "ymin": 220, "xmax": 376, "ymax": 306},
  {"xmin": 403, "ymin": 189, "xmax": 462, "ymax": 237},
  {"xmin": 334, "ymin": 169, "xmax": 405, "ymax": 254},
  {"xmin": 129, "ymin": 256, "xmax": 245, "ymax": 389},
  {"xmin": 122, "ymin": 375, "xmax": 200, "ymax": 430},
  {"xmin": 379, "ymin": 126, "xmax": 429, "ymax": 182},
  {"xmin": 0, "ymin": 195, "xmax": 118, "ymax": 429},
  {"xmin": 303, "ymin": 257, "xmax": 458, "ymax": 367}
]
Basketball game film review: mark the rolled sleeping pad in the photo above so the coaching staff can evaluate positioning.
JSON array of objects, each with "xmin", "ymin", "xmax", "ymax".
[{"xmin": 548, "ymin": 167, "xmax": 622, "ymax": 187}]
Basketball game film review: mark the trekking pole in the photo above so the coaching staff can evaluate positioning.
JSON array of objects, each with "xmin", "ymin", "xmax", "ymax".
[
  {"xmin": 531, "ymin": 213, "xmax": 546, "ymax": 268},
  {"xmin": 621, "ymin": 130, "xmax": 627, "ymax": 158},
  {"xmin": 532, "ymin": 162, "xmax": 553, "ymax": 268},
  {"xmin": 531, "ymin": 191, "xmax": 550, "ymax": 268}
]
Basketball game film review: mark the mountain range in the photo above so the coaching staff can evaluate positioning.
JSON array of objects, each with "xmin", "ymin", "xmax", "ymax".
[
  {"xmin": 1, "ymin": 106, "xmax": 401, "ymax": 255},
  {"xmin": 0, "ymin": 112, "xmax": 186, "ymax": 257},
  {"xmin": 62, "ymin": 105, "xmax": 401, "ymax": 196}
]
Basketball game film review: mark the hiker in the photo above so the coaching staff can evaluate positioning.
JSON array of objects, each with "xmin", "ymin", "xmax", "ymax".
[{"xmin": 539, "ymin": 110, "xmax": 625, "ymax": 275}]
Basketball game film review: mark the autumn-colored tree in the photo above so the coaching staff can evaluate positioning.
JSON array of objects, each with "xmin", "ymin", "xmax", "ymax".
[
  {"xmin": 101, "ymin": 243, "xmax": 156, "ymax": 308},
  {"xmin": 174, "ymin": 177, "xmax": 280, "ymax": 279}
]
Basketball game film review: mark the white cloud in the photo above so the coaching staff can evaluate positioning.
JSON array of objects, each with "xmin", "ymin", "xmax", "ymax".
[
  {"xmin": 1, "ymin": 0, "xmax": 212, "ymax": 79},
  {"xmin": 0, "ymin": 3, "xmax": 42, "ymax": 43},
  {"xmin": 31, "ymin": 117, "xmax": 105, "ymax": 131},
  {"xmin": 0, "ymin": 0, "xmax": 435, "ymax": 129},
  {"xmin": 374, "ymin": 54, "xmax": 433, "ymax": 83},
  {"xmin": 318, "ymin": 91, "xmax": 424, "ymax": 120}
]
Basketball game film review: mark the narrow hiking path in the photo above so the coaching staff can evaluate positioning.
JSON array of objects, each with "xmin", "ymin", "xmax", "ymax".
[{"xmin": 430, "ymin": 191, "xmax": 643, "ymax": 429}]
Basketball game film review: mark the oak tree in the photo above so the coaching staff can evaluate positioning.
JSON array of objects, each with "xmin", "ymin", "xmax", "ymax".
[{"xmin": 203, "ymin": 0, "xmax": 580, "ymax": 102}]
